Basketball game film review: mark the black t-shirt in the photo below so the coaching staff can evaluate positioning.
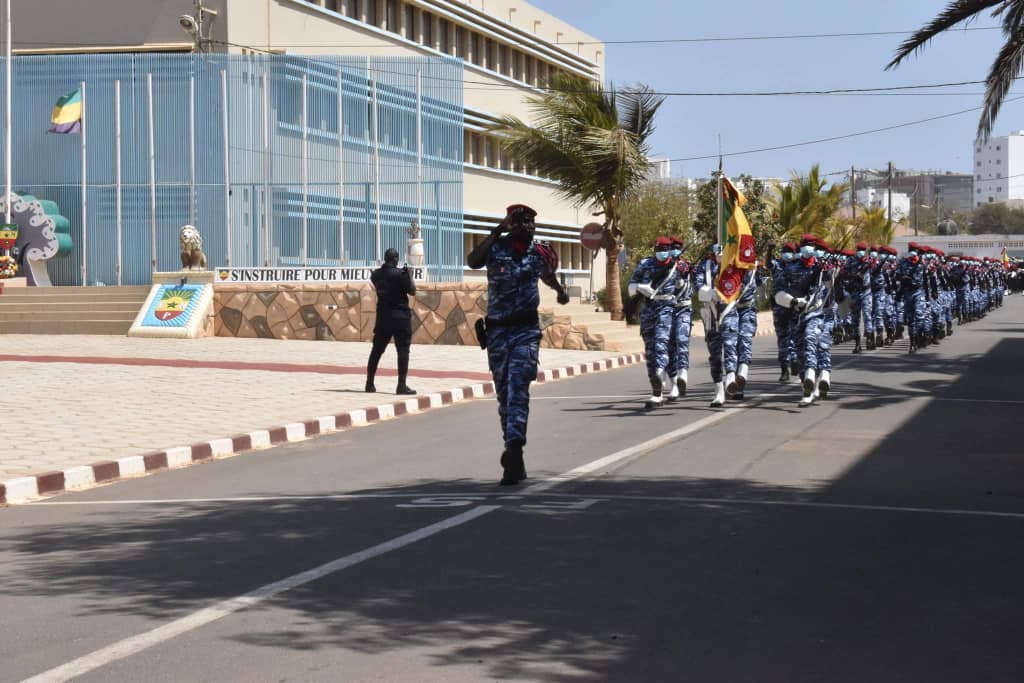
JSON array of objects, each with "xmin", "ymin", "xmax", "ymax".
[{"xmin": 371, "ymin": 264, "xmax": 414, "ymax": 318}]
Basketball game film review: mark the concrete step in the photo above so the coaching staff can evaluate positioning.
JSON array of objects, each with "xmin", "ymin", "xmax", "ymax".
[
  {"xmin": 0, "ymin": 293, "xmax": 149, "ymax": 302},
  {"xmin": 0, "ymin": 310, "xmax": 138, "ymax": 322},
  {"xmin": 0, "ymin": 320, "xmax": 132, "ymax": 334},
  {"xmin": 0, "ymin": 302, "xmax": 144, "ymax": 313}
]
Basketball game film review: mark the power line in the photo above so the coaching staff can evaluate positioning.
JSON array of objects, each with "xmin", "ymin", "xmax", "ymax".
[{"xmin": 668, "ymin": 95, "xmax": 1024, "ymax": 163}]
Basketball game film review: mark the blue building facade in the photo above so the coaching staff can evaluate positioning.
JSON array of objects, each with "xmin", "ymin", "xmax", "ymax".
[{"xmin": 3, "ymin": 53, "xmax": 464, "ymax": 285}]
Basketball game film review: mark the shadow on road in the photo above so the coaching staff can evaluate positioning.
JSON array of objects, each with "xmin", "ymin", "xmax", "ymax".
[{"xmin": 3, "ymin": 321, "xmax": 1024, "ymax": 681}]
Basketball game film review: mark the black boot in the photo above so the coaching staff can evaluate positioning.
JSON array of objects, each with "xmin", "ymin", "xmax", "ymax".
[
  {"xmin": 866, "ymin": 333, "xmax": 876, "ymax": 351},
  {"xmin": 645, "ymin": 377, "xmax": 663, "ymax": 412},
  {"xmin": 853, "ymin": 337, "xmax": 863, "ymax": 354},
  {"xmin": 895, "ymin": 325, "xmax": 904, "ymax": 340},
  {"xmin": 909, "ymin": 335, "xmax": 918, "ymax": 354},
  {"xmin": 946, "ymin": 321, "xmax": 953, "ymax": 337},
  {"xmin": 365, "ymin": 379, "xmax": 377, "ymax": 393},
  {"xmin": 779, "ymin": 363, "xmax": 791, "ymax": 383},
  {"xmin": 499, "ymin": 442, "xmax": 527, "ymax": 486},
  {"xmin": 396, "ymin": 385, "xmax": 416, "ymax": 395}
]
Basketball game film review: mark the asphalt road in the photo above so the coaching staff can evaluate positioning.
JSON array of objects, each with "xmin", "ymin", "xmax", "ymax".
[{"xmin": 3, "ymin": 299, "xmax": 1023, "ymax": 683}]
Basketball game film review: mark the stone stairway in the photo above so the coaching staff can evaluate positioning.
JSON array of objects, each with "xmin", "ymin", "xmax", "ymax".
[
  {"xmin": 0, "ymin": 285, "xmax": 151, "ymax": 334},
  {"xmin": 539, "ymin": 289, "xmax": 644, "ymax": 353}
]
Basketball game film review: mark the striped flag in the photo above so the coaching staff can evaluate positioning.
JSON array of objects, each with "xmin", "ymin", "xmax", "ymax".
[
  {"xmin": 1002, "ymin": 246, "xmax": 1010, "ymax": 269},
  {"xmin": 715, "ymin": 176, "xmax": 757, "ymax": 304},
  {"xmin": 49, "ymin": 89, "xmax": 83, "ymax": 134}
]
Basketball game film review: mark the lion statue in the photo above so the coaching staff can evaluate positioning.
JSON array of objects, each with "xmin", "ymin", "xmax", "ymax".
[{"xmin": 179, "ymin": 225, "xmax": 207, "ymax": 271}]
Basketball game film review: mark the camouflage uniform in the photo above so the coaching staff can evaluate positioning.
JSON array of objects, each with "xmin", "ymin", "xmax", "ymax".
[
  {"xmin": 841, "ymin": 254, "xmax": 874, "ymax": 342},
  {"xmin": 666, "ymin": 259, "xmax": 694, "ymax": 377},
  {"xmin": 897, "ymin": 255, "xmax": 927, "ymax": 343},
  {"xmin": 629, "ymin": 256, "xmax": 681, "ymax": 383},
  {"xmin": 484, "ymin": 238, "xmax": 553, "ymax": 450}
]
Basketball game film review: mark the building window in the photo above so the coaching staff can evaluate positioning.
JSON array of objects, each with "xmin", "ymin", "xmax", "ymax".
[
  {"xmin": 997, "ymin": 145, "xmax": 1001, "ymax": 150},
  {"xmin": 365, "ymin": 0, "xmax": 377, "ymax": 25},
  {"xmin": 324, "ymin": 0, "xmax": 339, "ymax": 11},
  {"xmin": 422, "ymin": 11, "xmax": 433, "ymax": 47},
  {"xmin": 998, "ymin": 187, "xmax": 1002, "ymax": 192},
  {"xmin": 977, "ymin": 161, "xmax": 982, "ymax": 167},
  {"xmin": 386, "ymin": 0, "xmax": 399, "ymax": 32},
  {"xmin": 456, "ymin": 26, "xmax": 467, "ymax": 59},
  {"xmin": 404, "ymin": 4, "xmax": 415, "ymax": 40},
  {"xmin": 997, "ymin": 159, "xmax": 1002, "ymax": 164},
  {"xmin": 977, "ymin": 188, "xmax": 982, "ymax": 194},
  {"xmin": 511, "ymin": 49, "xmax": 522, "ymax": 80},
  {"xmin": 472, "ymin": 33, "xmax": 484, "ymax": 67},
  {"xmin": 526, "ymin": 55, "xmax": 536, "ymax": 85},
  {"xmin": 489, "ymin": 40, "xmax": 499, "ymax": 71},
  {"xmin": 438, "ymin": 19, "xmax": 450, "ymax": 53}
]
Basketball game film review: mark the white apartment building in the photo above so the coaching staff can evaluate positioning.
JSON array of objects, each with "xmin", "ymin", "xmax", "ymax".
[
  {"xmin": 973, "ymin": 131, "xmax": 1024, "ymax": 208},
  {"xmin": 12, "ymin": 0, "xmax": 607, "ymax": 292},
  {"xmin": 855, "ymin": 188, "xmax": 910, "ymax": 222}
]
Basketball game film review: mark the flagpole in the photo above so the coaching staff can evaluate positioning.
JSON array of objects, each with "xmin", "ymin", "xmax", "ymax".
[
  {"xmin": 80, "ymin": 80, "xmax": 87, "ymax": 286},
  {"xmin": 4, "ymin": 0, "xmax": 11, "ymax": 227}
]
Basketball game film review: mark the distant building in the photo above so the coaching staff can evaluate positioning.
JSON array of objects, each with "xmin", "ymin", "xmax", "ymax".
[
  {"xmin": 892, "ymin": 234, "xmax": 1024, "ymax": 259},
  {"xmin": 647, "ymin": 158, "xmax": 672, "ymax": 181},
  {"xmin": 855, "ymin": 188, "xmax": 910, "ymax": 221},
  {"xmin": 973, "ymin": 132, "xmax": 1024, "ymax": 207}
]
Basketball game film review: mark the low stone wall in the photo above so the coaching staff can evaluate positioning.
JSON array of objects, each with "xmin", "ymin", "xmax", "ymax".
[{"xmin": 213, "ymin": 283, "xmax": 611, "ymax": 350}]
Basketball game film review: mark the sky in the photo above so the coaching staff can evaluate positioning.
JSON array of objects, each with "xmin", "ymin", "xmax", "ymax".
[{"xmin": 528, "ymin": 0, "xmax": 1016, "ymax": 181}]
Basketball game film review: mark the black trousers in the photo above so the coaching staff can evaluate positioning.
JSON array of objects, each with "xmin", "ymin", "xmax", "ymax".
[{"xmin": 366, "ymin": 314, "xmax": 412, "ymax": 386}]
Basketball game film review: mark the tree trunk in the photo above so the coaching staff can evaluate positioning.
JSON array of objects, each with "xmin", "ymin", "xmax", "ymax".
[{"xmin": 605, "ymin": 242, "xmax": 624, "ymax": 321}]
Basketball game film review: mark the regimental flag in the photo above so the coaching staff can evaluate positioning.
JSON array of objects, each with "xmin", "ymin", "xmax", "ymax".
[
  {"xmin": 49, "ymin": 89, "xmax": 83, "ymax": 134},
  {"xmin": 1002, "ymin": 247, "xmax": 1010, "ymax": 269},
  {"xmin": 715, "ymin": 176, "xmax": 757, "ymax": 304}
]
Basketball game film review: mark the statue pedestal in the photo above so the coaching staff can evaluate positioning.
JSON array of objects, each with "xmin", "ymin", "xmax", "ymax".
[{"xmin": 128, "ymin": 271, "xmax": 215, "ymax": 339}]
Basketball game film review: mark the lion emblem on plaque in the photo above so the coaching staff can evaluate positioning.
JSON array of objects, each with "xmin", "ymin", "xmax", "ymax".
[{"xmin": 179, "ymin": 224, "xmax": 207, "ymax": 271}]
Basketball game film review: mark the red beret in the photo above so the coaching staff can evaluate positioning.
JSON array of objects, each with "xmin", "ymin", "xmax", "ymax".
[
  {"xmin": 654, "ymin": 236, "xmax": 673, "ymax": 248},
  {"xmin": 856, "ymin": 241, "xmax": 868, "ymax": 250},
  {"xmin": 506, "ymin": 204, "xmax": 537, "ymax": 219},
  {"xmin": 800, "ymin": 233, "xmax": 817, "ymax": 245},
  {"xmin": 782, "ymin": 242, "xmax": 796, "ymax": 252},
  {"xmin": 670, "ymin": 236, "xmax": 685, "ymax": 247},
  {"xmin": 841, "ymin": 249, "xmax": 855, "ymax": 257}
]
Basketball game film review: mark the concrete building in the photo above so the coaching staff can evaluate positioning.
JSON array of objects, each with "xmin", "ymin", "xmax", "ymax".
[
  {"xmin": 11, "ymin": 0, "xmax": 607, "ymax": 292},
  {"xmin": 891, "ymin": 234, "xmax": 1024, "ymax": 259},
  {"xmin": 855, "ymin": 188, "xmax": 910, "ymax": 222},
  {"xmin": 973, "ymin": 132, "xmax": 1024, "ymax": 208}
]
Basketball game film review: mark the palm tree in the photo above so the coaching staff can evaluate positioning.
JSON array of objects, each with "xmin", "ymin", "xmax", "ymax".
[
  {"xmin": 488, "ymin": 73, "xmax": 664, "ymax": 320},
  {"xmin": 773, "ymin": 165, "xmax": 847, "ymax": 240},
  {"xmin": 887, "ymin": 1, "xmax": 1024, "ymax": 140}
]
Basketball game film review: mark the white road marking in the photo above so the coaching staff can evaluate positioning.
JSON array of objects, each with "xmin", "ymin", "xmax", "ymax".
[
  {"xmin": 20, "ymin": 505, "xmax": 500, "ymax": 683},
  {"xmin": 522, "ymin": 406, "xmax": 742, "ymax": 493}
]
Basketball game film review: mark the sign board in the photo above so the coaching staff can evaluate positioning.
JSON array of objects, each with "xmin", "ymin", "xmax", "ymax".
[
  {"xmin": 140, "ymin": 284, "xmax": 207, "ymax": 328},
  {"xmin": 580, "ymin": 222, "xmax": 603, "ymax": 251},
  {"xmin": 214, "ymin": 266, "xmax": 426, "ymax": 284}
]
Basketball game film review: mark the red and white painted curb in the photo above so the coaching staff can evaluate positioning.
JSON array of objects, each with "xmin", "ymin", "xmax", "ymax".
[{"xmin": 0, "ymin": 352, "xmax": 645, "ymax": 505}]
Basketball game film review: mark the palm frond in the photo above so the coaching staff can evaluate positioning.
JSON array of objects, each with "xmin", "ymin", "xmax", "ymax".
[
  {"xmin": 618, "ymin": 85, "xmax": 665, "ymax": 144},
  {"xmin": 977, "ymin": 25, "xmax": 1024, "ymax": 140},
  {"xmin": 887, "ymin": 0, "xmax": 1003, "ymax": 70}
]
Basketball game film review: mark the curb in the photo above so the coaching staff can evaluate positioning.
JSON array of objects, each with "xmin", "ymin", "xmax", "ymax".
[{"xmin": 0, "ymin": 352, "xmax": 646, "ymax": 505}]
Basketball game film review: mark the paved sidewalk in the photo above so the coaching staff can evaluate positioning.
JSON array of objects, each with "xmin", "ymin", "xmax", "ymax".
[{"xmin": 0, "ymin": 336, "xmax": 637, "ymax": 502}]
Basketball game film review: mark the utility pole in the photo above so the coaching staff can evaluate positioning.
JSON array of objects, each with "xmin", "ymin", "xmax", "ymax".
[
  {"xmin": 913, "ymin": 178, "xmax": 919, "ymax": 236},
  {"xmin": 887, "ymin": 161, "xmax": 894, "ymax": 228},
  {"xmin": 850, "ymin": 166, "xmax": 856, "ymax": 221}
]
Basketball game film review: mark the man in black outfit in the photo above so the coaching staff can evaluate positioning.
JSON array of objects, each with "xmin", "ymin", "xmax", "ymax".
[{"xmin": 365, "ymin": 247, "xmax": 417, "ymax": 395}]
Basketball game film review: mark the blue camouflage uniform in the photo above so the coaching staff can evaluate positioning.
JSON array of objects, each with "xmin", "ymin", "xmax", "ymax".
[
  {"xmin": 667, "ymin": 259, "xmax": 694, "ymax": 378},
  {"xmin": 692, "ymin": 258, "xmax": 741, "ymax": 385},
  {"xmin": 629, "ymin": 256, "xmax": 681, "ymax": 383},
  {"xmin": 483, "ymin": 238, "xmax": 552, "ymax": 450},
  {"xmin": 769, "ymin": 257, "xmax": 799, "ymax": 369},
  {"xmin": 818, "ymin": 259, "xmax": 840, "ymax": 372},
  {"xmin": 777, "ymin": 256, "xmax": 825, "ymax": 372},
  {"xmin": 870, "ymin": 257, "xmax": 886, "ymax": 337},
  {"xmin": 841, "ymin": 254, "xmax": 874, "ymax": 341},
  {"xmin": 735, "ymin": 267, "xmax": 763, "ymax": 369},
  {"xmin": 897, "ymin": 255, "xmax": 927, "ymax": 342}
]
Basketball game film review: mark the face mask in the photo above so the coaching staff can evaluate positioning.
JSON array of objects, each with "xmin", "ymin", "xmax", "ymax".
[
  {"xmin": 908, "ymin": 251, "xmax": 917, "ymax": 258},
  {"xmin": 870, "ymin": 251, "xmax": 878, "ymax": 259},
  {"xmin": 781, "ymin": 252, "xmax": 794, "ymax": 262},
  {"xmin": 670, "ymin": 248, "xmax": 682, "ymax": 258},
  {"xmin": 655, "ymin": 250, "xmax": 670, "ymax": 261},
  {"xmin": 800, "ymin": 245, "xmax": 815, "ymax": 258},
  {"xmin": 856, "ymin": 250, "xmax": 866, "ymax": 258},
  {"xmin": 815, "ymin": 249, "xmax": 825, "ymax": 258}
]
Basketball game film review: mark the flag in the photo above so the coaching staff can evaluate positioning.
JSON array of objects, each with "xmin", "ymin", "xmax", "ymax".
[
  {"xmin": 715, "ymin": 176, "xmax": 757, "ymax": 304},
  {"xmin": 1002, "ymin": 247, "xmax": 1010, "ymax": 269},
  {"xmin": 50, "ymin": 89, "xmax": 83, "ymax": 134}
]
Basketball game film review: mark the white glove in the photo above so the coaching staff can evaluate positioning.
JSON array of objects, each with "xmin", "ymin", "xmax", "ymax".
[
  {"xmin": 636, "ymin": 283, "xmax": 656, "ymax": 298},
  {"xmin": 793, "ymin": 297, "xmax": 808, "ymax": 310},
  {"xmin": 697, "ymin": 285, "xmax": 714, "ymax": 303}
]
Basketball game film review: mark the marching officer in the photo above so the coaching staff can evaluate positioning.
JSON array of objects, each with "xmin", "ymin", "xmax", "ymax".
[
  {"xmin": 629, "ymin": 236, "xmax": 680, "ymax": 410},
  {"xmin": 666, "ymin": 236, "xmax": 694, "ymax": 400},
  {"xmin": 467, "ymin": 204, "xmax": 569, "ymax": 485}
]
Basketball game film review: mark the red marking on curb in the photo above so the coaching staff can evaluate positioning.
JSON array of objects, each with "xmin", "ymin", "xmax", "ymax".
[
  {"xmin": 92, "ymin": 461, "xmax": 120, "ymax": 482},
  {"xmin": 305, "ymin": 421, "xmax": 320, "ymax": 437},
  {"xmin": 0, "ymin": 354, "xmax": 493, "ymax": 382},
  {"xmin": 483, "ymin": 382, "xmax": 495, "ymax": 394},
  {"xmin": 334, "ymin": 413, "xmax": 353, "ymax": 429},
  {"xmin": 36, "ymin": 471, "xmax": 65, "ymax": 495},
  {"xmin": 268, "ymin": 427, "xmax": 289, "ymax": 444},
  {"xmin": 393, "ymin": 401, "xmax": 408, "ymax": 416},
  {"xmin": 417, "ymin": 396, "xmax": 431, "ymax": 410},
  {"xmin": 191, "ymin": 443, "xmax": 213, "ymax": 462},
  {"xmin": 440, "ymin": 391, "xmax": 453, "ymax": 405},
  {"xmin": 566, "ymin": 367, "xmax": 576, "ymax": 376},
  {"xmin": 143, "ymin": 452, "xmax": 168, "ymax": 472},
  {"xmin": 0, "ymin": 484, "xmax": 7, "ymax": 505},
  {"xmin": 232, "ymin": 434, "xmax": 252, "ymax": 452},
  {"xmin": 365, "ymin": 407, "xmax": 380, "ymax": 422}
]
